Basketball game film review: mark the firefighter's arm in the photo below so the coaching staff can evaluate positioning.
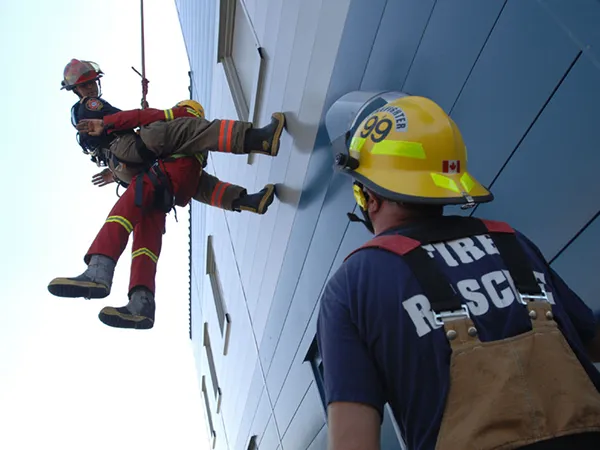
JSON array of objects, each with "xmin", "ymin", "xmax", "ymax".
[
  {"xmin": 327, "ymin": 402, "xmax": 380, "ymax": 450},
  {"xmin": 103, "ymin": 106, "xmax": 198, "ymax": 131},
  {"xmin": 78, "ymin": 107, "xmax": 199, "ymax": 135},
  {"xmin": 317, "ymin": 266, "xmax": 384, "ymax": 450}
]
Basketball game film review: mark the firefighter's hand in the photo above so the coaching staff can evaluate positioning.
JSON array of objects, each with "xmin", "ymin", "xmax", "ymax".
[
  {"xmin": 77, "ymin": 119, "xmax": 105, "ymax": 136},
  {"xmin": 92, "ymin": 168, "xmax": 115, "ymax": 187}
]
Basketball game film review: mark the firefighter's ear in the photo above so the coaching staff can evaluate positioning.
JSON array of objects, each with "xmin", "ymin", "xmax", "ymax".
[{"xmin": 365, "ymin": 189, "xmax": 382, "ymax": 214}]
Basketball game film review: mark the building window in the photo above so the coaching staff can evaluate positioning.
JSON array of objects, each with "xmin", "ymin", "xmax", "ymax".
[
  {"xmin": 206, "ymin": 236, "xmax": 227, "ymax": 335},
  {"xmin": 204, "ymin": 322, "xmax": 222, "ymax": 410},
  {"xmin": 218, "ymin": 0, "xmax": 265, "ymax": 124},
  {"xmin": 202, "ymin": 376, "xmax": 218, "ymax": 449}
]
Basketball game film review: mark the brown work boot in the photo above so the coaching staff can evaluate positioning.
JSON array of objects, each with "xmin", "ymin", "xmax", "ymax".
[
  {"xmin": 243, "ymin": 113, "xmax": 285, "ymax": 156},
  {"xmin": 232, "ymin": 184, "xmax": 275, "ymax": 214}
]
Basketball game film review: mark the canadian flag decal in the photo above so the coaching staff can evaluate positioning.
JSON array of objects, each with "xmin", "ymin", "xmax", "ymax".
[{"xmin": 442, "ymin": 160, "xmax": 460, "ymax": 174}]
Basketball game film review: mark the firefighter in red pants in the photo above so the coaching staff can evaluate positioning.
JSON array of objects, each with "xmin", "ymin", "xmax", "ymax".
[{"xmin": 47, "ymin": 164, "xmax": 274, "ymax": 331}]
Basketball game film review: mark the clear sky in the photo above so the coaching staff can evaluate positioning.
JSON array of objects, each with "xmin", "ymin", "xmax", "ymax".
[{"xmin": 0, "ymin": 0, "xmax": 209, "ymax": 448}]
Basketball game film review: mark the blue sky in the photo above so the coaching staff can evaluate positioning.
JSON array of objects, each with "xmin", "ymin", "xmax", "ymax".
[{"xmin": 0, "ymin": 0, "xmax": 209, "ymax": 448}]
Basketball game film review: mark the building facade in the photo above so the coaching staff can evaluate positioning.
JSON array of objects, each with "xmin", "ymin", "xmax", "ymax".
[{"xmin": 175, "ymin": 0, "xmax": 600, "ymax": 449}]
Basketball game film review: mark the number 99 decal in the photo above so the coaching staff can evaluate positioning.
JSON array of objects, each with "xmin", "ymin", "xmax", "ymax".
[{"xmin": 359, "ymin": 114, "xmax": 393, "ymax": 143}]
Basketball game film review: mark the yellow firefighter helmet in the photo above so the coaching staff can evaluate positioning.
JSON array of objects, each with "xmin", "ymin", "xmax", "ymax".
[
  {"xmin": 175, "ymin": 99, "xmax": 205, "ymax": 119},
  {"xmin": 339, "ymin": 95, "xmax": 493, "ymax": 210}
]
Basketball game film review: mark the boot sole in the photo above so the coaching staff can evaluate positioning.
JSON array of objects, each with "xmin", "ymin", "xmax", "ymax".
[
  {"xmin": 257, "ymin": 184, "xmax": 275, "ymax": 214},
  {"xmin": 98, "ymin": 307, "xmax": 154, "ymax": 330},
  {"xmin": 48, "ymin": 278, "xmax": 109, "ymax": 299},
  {"xmin": 269, "ymin": 113, "xmax": 286, "ymax": 157}
]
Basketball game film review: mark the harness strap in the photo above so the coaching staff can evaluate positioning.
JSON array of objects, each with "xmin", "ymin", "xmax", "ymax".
[
  {"xmin": 135, "ymin": 134, "xmax": 157, "ymax": 163},
  {"xmin": 345, "ymin": 217, "xmax": 543, "ymax": 315}
]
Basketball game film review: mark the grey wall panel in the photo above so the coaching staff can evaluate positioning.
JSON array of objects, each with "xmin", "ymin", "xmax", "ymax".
[
  {"xmin": 234, "ymin": 360, "xmax": 265, "ymax": 450},
  {"xmin": 323, "ymin": 0, "xmax": 387, "ymax": 110},
  {"xmin": 403, "ymin": 0, "xmax": 506, "ymax": 111},
  {"xmin": 175, "ymin": 0, "xmax": 216, "ymax": 113},
  {"xmin": 360, "ymin": 0, "xmax": 436, "ymax": 92},
  {"xmin": 450, "ymin": 0, "xmax": 580, "ymax": 187},
  {"xmin": 255, "ymin": 0, "xmax": 387, "ymax": 379},
  {"xmin": 249, "ymin": 391, "xmax": 274, "ymax": 448},
  {"xmin": 538, "ymin": 0, "xmax": 600, "ymax": 66},
  {"xmin": 475, "ymin": 55, "xmax": 599, "ymax": 260},
  {"xmin": 307, "ymin": 425, "xmax": 327, "ymax": 450},
  {"xmin": 254, "ymin": 0, "xmax": 353, "ymax": 346},
  {"xmin": 273, "ymin": 301, "xmax": 323, "ymax": 434},
  {"xmin": 251, "ymin": 0, "xmax": 330, "ymax": 326},
  {"xmin": 273, "ymin": 363, "xmax": 314, "ymax": 437},
  {"xmin": 281, "ymin": 383, "xmax": 326, "ymax": 450},
  {"xmin": 551, "ymin": 215, "xmax": 600, "ymax": 312},
  {"xmin": 264, "ymin": 172, "xmax": 356, "ymax": 397},
  {"xmin": 259, "ymin": 415, "xmax": 281, "ymax": 450},
  {"xmin": 256, "ymin": 135, "xmax": 333, "ymax": 369}
]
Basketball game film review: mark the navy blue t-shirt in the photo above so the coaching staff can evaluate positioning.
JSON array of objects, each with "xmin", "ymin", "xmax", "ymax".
[
  {"xmin": 317, "ymin": 217, "xmax": 600, "ymax": 450},
  {"xmin": 70, "ymin": 96, "xmax": 123, "ymax": 154}
]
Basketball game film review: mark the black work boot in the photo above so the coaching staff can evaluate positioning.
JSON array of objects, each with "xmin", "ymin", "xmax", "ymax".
[
  {"xmin": 47, "ymin": 254, "xmax": 115, "ymax": 299},
  {"xmin": 232, "ymin": 184, "xmax": 275, "ymax": 215},
  {"xmin": 98, "ymin": 287, "xmax": 155, "ymax": 330},
  {"xmin": 244, "ymin": 113, "xmax": 286, "ymax": 156}
]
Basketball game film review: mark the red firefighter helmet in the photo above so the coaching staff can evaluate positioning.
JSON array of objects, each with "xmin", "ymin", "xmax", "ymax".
[{"xmin": 61, "ymin": 59, "xmax": 104, "ymax": 91}]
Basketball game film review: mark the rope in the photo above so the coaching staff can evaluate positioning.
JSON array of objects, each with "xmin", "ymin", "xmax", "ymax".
[{"xmin": 132, "ymin": 0, "xmax": 149, "ymax": 109}]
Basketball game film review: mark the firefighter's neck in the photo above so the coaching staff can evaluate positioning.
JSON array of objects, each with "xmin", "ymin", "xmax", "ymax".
[{"xmin": 369, "ymin": 196, "xmax": 443, "ymax": 235}]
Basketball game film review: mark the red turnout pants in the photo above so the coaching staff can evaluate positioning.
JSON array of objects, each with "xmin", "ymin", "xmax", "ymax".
[{"xmin": 86, "ymin": 157, "xmax": 201, "ymax": 294}]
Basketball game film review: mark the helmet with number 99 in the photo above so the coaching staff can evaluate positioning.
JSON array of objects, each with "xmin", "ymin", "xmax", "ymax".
[{"xmin": 340, "ymin": 95, "xmax": 493, "ymax": 211}]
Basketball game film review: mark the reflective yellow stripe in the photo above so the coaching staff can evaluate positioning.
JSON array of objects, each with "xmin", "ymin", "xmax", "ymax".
[
  {"xmin": 106, "ymin": 216, "xmax": 133, "ymax": 233},
  {"xmin": 194, "ymin": 153, "xmax": 205, "ymax": 165},
  {"xmin": 350, "ymin": 137, "xmax": 425, "ymax": 159},
  {"xmin": 460, "ymin": 172, "xmax": 475, "ymax": 193},
  {"xmin": 132, "ymin": 248, "xmax": 158, "ymax": 263},
  {"xmin": 163, "ymin": 109, "xmax": 174, "ymax": 121},
  {"xmin": 186, "ymin": 107, "xmax": 201, "ymax": 118},
  {"xmin": 430, "ymin": 173, "xmax": 460, "ymax": 193}
]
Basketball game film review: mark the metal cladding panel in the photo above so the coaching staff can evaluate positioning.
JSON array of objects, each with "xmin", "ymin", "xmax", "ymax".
[
  {"xmin": 233, "ymin": 360, "xmax": 265, "ymax": 450},
  {"xmin": 449, "ymin": 0, "xmax": 580, "ymax": 188},
  {"xmin": 359, "ymin": 0, "xmax": 436, "ymax": 92},
  {"xmin": 402, "ymin": 0, "xmax": 506, "ymax": 111},
  {"xmin": 257, "ymin": 0, "xmax": 392, "ymax": 391},
  {"xmin": 307, "ymin": 425, "xmax": 327, "ymax": 450},
  {"xmin": 281, "ymin": 383, "xmax": 326, "ymax": 450},
  {"xmin": 175, "ymin": 0, "xmax": 217, "ymax": 112},
  {"xmin": 263, "ymin": 171, "xmax": 356, "ymax": 396},
  {"xmin": 251, "ymin": 0, "xmax": 352, "ymax": 349},
  {"xmin": 538, "ymin": 0, "xmax": 600, "ymax": 67},
  {"xmin": 474, "ymin": 55, "xmax": 600, "ymax": 261},
  {"xmin": 551, "ymin": 214, "xmax": 600, "ymax": 318}
]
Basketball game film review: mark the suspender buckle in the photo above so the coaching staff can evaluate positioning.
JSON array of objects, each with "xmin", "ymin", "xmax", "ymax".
[
  {"xmin": 517, "ymin": 287, "xmax": 549, "ymax": 305},
  {"xmin": 433, "ymin": 304, "xmax": 470, "ymax": 326}
]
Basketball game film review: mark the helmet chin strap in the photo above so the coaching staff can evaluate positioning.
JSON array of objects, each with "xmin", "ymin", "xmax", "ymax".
[{"xmin": 347, "ymin": 208, "xmax": 375, "ymax": 234}]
